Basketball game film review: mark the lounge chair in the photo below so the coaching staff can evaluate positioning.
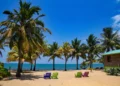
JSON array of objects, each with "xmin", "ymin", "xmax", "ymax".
[
  {"xmin": 75, "ymin": 72, "xmax": 82, "ymax": 78},
  {"xmin": 82, "ymin": 72, "xmax": 89, "ymax": 77},
  {"xmin": 44, "ymin": 73, "xmax": 51, "ymax": 79},
  {"xmin": 51, "ymin": 72, "xmax": 58, "ymax": 79}
]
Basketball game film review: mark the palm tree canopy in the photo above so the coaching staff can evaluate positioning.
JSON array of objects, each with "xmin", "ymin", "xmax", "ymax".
[
  {"xmin": 44, "ymin": 42, "xmax": 61, "ymax": 61},
  {"xmin": 56, "ymin": 42, "xmax": 74, "ymax": 61},
  {"xmin": 101, "ymin": 27, "xmax": 120, "ymax": 52},
  {"xmin": 71, "ymin": 38, "xmax": 81, "ymax": 58},
  {"xmin": 0, "ymin": 0, "xmax": 51, "ymax": 61}
]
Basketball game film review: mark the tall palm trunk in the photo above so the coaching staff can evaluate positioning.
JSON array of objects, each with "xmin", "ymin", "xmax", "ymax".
[
  {"xmin": 53, "ymin": 58, "xmax": 55, "ymax": 70},
  {"xmin": 30, "ymin": 63, "xmax": 32, "ymax": 71},
  {"xmin": 90, "ymin": 60, "xmax": 93, "ymax": 72},
  {"xmin": 20, "ymin": 63, "xmax": 23, "ymax": 72},
  {"xmin": 65, "ymin": 57, "xmax": 67, "ymax": 71},
  {"xmin": 33, "ymin": 59, "xmax": 36, "ymax": 71},
  {"xmin": 76, "ymin": 56, "xmax": 79, "ymax": 70},
  {"xmin": 16, "ymin": 49, "xmax": 22, "ymax": 77}
]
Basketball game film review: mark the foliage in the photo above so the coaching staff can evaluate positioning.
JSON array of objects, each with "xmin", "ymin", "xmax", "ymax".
[
  {"xmin": 71, "ymin": 38, "xmax": 82, "ymax": 70},
  {"xmin": 0, "ymin": 76, "xmax": 3, "ymax": 80},
  {"xmin": 80, "ymin": 61, "xmax": 89, "ymax": 69},
  {"xmin": 0, "ymin": 62, "xmax": 4, "ymax": 67},
  {"xmin": 0, "ymin": 0, "xmax": 51, "ymax": 77},
  {"xmin": 81, "ymin": 34, "xmax": 101, "ymax": 71},
  {"xmin": 0, "ymin": 65, "xmax": 11, "ymax": 79},
  {"xmin": 75, "ymin": 72, "xmax": 82, "ymax": 78},
  {"xmin": 56, "ymin": 42, "xmax": 74, "ymax": 71},
  {"xmin": 44, "ymin": 42, "xmax": 61, "ymax": 70},
  {"xmin": 101, "ymin": 27, "xmax": 120, "ymax": 52},
  {"xmin": 104, "ymin": 67, "xmax": 120, "ymax": 76}
]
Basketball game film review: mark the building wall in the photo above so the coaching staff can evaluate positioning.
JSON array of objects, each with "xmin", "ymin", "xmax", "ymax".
[{"xmin": 104, "ymin": 54, "xmax": 120, "ymax": 67}]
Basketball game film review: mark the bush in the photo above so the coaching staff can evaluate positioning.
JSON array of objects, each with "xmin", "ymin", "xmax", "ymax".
[
  {"xmin": 0, "ymin": 65, "xmax": 11, "ymax": 78},
  {"xmin": 104, "ymin": 67, "xmax": 120, "ymax": 76},
  {"xmin": 0, "ymin": 62, "xmax": 4, "ymax": 67},
  {"xmin": 0, "ymin": 76, "xmax": 3, "ymax": 80}
]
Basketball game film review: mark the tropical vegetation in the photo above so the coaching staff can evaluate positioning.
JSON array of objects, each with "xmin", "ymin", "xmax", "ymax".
[{"xmin": 0, "ymin": 0, "xmax": 120, "ymax": 78}]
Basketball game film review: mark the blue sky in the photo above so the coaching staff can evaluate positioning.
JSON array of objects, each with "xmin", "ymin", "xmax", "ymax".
[{"xmin": 0, "ymin": 0, "xmax": 120, "ymax": 64}]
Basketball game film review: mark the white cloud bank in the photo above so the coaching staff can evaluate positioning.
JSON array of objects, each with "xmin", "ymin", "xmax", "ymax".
[{"xmin": 112, "ymin": 14, "xmax": 120, "ymax": 28}]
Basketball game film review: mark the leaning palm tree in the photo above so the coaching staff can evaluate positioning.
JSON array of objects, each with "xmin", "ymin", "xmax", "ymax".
[
  {"xmin": 56, "ymin": 42, "xmax": 74, "ymax": 71},
  {"xmin": 101, "ymin": 27, "xmax": 120, "ymax": 52},
  {"xmin": 44, "ymin": 42, "xmax": 61, "ymax": 70},
  {"xmin": 71, "ymin": 38, "xmax": 81, "ymax": 70},
  {"xmin": 0, "ymin": 0, "xmax": 51, "ymax": 77}
]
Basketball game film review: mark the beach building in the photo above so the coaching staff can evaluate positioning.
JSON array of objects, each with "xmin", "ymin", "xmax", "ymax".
[{"xmin": 103, "ymin": 50, "xmax": 120, "ymax": 67}]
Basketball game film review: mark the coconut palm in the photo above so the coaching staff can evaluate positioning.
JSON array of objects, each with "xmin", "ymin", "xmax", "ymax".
[
  {"xmin": 71, "ymin": 38, "xmax": 81, "ymax": 70},
  {"xmin": 0, "ymin": 0, "xmax": 51, "ymax": 77},
  {"xmin": 7, "ymin": 45, "xmax": 35, "ymax": 72},
  {"xmin": 44, "ymin": 42, "xmax": 61, "ymax": 70},
  {"xmin": 56, "ymin": 42, "xmax": 74, "ymax": 71},
  {"xmin": 101, "ymin": 27, "xmax": 120, "ymax": 52},
  {"xmin": 85, "ymin": 34, "xmax": 100, "ymax": 71}
]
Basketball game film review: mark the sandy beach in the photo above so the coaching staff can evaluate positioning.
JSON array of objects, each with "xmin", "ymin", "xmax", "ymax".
[{"xmin": 0, "ymin": 70, "xmax": 120, "ymax": 86}]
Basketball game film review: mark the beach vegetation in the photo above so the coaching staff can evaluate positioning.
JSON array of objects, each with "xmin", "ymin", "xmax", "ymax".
[
  {"xmin": 56, "ymin": 42, "xmax": 75, "ymax": 71},
  {"xmin": 0, "ymin": 65, "xmax": 11, "ymax": 79},
  {"xmin": 71, "ymin": 38, "xmax": 82, "ymax": 70},
  {"xmin": 101, "ymin": 27, "xmax": 120, "ymax": 52},
  {"xmin": 0, "ymin": 0, "xmax": 50, "ymax": 77},
  {"xmin": 44, "ymin": 42, "xmax": 61, "ymax": 70}
]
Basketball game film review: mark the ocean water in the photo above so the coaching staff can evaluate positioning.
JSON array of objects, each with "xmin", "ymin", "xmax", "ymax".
[{"xmin": 4, "ymin": 63, "xmax": 104, "ymax": 70}]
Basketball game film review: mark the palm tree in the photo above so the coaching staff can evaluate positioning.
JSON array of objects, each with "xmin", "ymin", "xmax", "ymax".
[
  {"xmin": 71, "ymin": 38, "xmax": 81, "ymax": 70},
  {"xmin": 0, "ymin": 0, "xmax": 51, "ymax": 77},
  {"xmin": 101, "ymin": 27, "xmax": 120, "ymax": 52},
  {"xmin": 7, "ymin": 45, "xmax": 35, "ymax": 72},
  {"xmin": 57, "ymin": 42, "xmax": 74, "ymax": 71},
  {"xmin": 44, "ymin": 42, "xmax": 61, "ymax": 70},
  {"xmin": 84, "ymin": 34, "xmax": 100, "ymax": 71}
]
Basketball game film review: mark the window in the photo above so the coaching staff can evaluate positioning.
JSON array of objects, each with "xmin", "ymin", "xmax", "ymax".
[{"xmin": 107, "ymin": 56, "xmax": 111, "ymax": 62}]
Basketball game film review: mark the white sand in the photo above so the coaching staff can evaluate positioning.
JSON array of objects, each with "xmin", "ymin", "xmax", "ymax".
[{"xmin": 0, "ymin": 70, "xmax": 120, "ymax": 86}]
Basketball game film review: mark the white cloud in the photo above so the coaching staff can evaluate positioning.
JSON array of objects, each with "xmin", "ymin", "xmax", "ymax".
[{"xmin": 112, "ymin": 14, "xmax": 120, "ymax": 28}]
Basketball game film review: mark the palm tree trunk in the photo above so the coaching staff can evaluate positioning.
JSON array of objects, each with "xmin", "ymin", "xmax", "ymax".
[
  {"xmin": 65, "ymin": 58, "xmax": 67, "ymax": 71},
  {"xmin": 76, "ymin": 57, "xmax": 79, "ymax": 70},
  {"xmin": 53, "ymin": 58, "xmax": 55, "ymax": 70},
  {"xmin": 30, "ymin": 63, "xmax": 32, "ymax": 71},
  {"xmin": 20, "ymin": 63, "xmax": 23, "ymax": 72},
  {"xmin": 90, "ymin": 61, "xmax": 93, "ymax": 72},
  {"xmin": 16, "ymin": 49, "xmax": 22, "ymax": 77},
  {"xmin": 33, "ymin": 59, "xmax": 36, "ymax": 71}
]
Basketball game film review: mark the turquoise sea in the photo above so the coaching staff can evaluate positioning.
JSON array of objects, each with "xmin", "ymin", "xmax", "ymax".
[{"xmin": 4, "ymin": 63, "xmax": 104, "ymax": 70}]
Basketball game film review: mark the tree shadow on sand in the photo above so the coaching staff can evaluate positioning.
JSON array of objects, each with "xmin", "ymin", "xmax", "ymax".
[
  {"xmin": 19, "ymin": 74, "xmax": 43, "ymax": 80},
  {"xmin": 3, "ymin": 74, "xmax": 44, "ymax": 81}
]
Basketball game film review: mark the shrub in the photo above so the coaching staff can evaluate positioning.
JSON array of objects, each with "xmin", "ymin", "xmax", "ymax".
[
  {"xmin": 0, "ymin": 76, "xmax": 3, "ymax": 80},
  {"xmin": 0, "ymin": 65, "xmax": 11, "ymax": 78},
  {"xmin": 104, "ymin": 67, "xmax": 120, "ymax": 76}
]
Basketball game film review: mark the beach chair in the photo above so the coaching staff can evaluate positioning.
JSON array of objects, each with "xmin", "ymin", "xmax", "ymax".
[
  {"xmin": 75, "ymin": 72, "xmax": 82, "ymax": 78},
  {"xmin": 51, "ymin": 72, "xmax": 58, "ymax": 79},
  {"xmin": 44, "ymin": 73, "xmax": 51, "ymax": 79},
  {"xmin": 82, "ymin": 72, "xmax": 89, "ymax": 77}
]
